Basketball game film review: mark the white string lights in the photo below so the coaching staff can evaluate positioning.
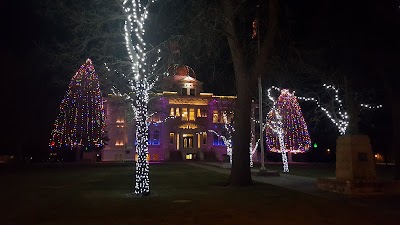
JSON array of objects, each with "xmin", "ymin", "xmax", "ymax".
[
  {"xmin": 273, "ymin": 84, "xmax": 382, "ymax": 135},
  {"xmin": 249, "ymin": 84, "xmax": 381, "ymax": 171},
  {"xmin": 249, "ymin": 120, "xmax": 268, "ymax": 167},
  {"xmin": 208, "ymin": 112, "xmax": 234, "ymax": 164},
  {"xmin": 266, "ymin": 88, "xmax": 289, "ymax": 172},
  {"xmin": 119, "ymin": 0, "xmax": 160, "ymax": 196}
]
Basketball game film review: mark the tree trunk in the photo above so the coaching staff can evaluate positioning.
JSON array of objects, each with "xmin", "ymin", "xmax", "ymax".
[
  {"xmin": 221, "ymin": 1, "xmax": 253, "ymax": 186},
  {"xmin": 135, "ymin": 79, "xmax": 150, "ymax": 196},
  {"xmin": 230, "ymin": 77, "xmax": 253, "ymax": 186},
  {"xmin": 221, "ymin": 0, "xmax": 280, "ymax": 186},
  {"xmin": 344, "ymin": 78, "xmax": 360, "ymax": 135}
]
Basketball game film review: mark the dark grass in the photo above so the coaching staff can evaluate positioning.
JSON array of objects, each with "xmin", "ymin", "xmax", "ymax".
[
  {"xmin": 252, "ymin": 162, "xmax": 397, "ymax": 180},
  {"xmin": 0, "ymin": 163, "xmax": 399, "ymax": 225}
]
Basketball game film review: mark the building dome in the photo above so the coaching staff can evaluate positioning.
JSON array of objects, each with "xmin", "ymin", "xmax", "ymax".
[{"xmin": 167, "ymin": 64, "xmax": 196, "ymax": 79}]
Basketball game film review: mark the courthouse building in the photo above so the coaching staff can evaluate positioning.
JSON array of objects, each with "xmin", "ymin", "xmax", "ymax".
[{"xmin": 101, "ymin": 65, "xmax": 237, "ymax": 162}]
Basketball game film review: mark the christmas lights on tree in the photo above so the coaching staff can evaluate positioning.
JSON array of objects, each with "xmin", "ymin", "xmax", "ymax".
[
  {"xmin": 295, "ymin": 84, "xmax": 382, "ymax": 135},
  {"xmin": 266, "ymin": 89, "xmax": 311, "ymax": 153},
  {"xmin": 118, "ymin": 0, "xmax": 160, "ymax": 196},
  {"xmin": 296, "ymin": 84, "xmax": 349, "ymax": 135},
  {"xmin": 208, "ymin": 112, "xmax": 234, "ymax": 164},
  {"xmin": 266, "ymin": 89, "xmax": 311, "ymax": 172},
  {"xmin": 49, "ymin": 58, "xmax": 106, "ymax": 152},
  {"xmin": 267, "ymin": 107, "xmax": 289, "ymax": 172}
]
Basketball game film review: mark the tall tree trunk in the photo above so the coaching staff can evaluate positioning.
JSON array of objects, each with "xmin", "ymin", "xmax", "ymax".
[
  {"xmin": 221, "ymin": 0, "xmax": 281, "ymax": 186},
  {"xmin": 231, "ymin": 74, "xmax": 253, "ymax": 185},
  {"xmin": 221, "ymin": 1, "xmax": 253, "ymax": 186}
]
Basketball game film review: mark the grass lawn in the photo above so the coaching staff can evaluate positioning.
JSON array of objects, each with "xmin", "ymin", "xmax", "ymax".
[
  {"xmin": 261, "ymin": 162, "xmax": 336, "ymax": 178},
  {"xmin": 254, "ymin": 162, "xmax": 397, "ymax": 180},
  {"xmin": 0, "ymin": 163, "xmax": 399, "ymax": 225}
]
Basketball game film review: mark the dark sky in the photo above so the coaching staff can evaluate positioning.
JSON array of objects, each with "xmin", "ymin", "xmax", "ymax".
[{"xmin": 2, "ymin": 0, "xmax": 399, "ymax": 158}]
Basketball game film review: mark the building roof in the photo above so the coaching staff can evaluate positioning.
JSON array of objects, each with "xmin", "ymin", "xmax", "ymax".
[{"xmin": 167, "ymin": 64, "xmax": 196, "ymax": 79}]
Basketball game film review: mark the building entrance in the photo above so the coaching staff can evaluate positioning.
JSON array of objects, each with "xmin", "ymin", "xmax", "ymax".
[{"xmin": 182, "ymin": 134, "xmax": 194, "ymax": 148}]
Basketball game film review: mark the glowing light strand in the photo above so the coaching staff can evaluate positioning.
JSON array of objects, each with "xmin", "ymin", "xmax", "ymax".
[
  {"xmin": 265, "ymin": 88, "xmax": 289, "ymax": 172},
  {"xmin": 208, "ymin": 112, "xmax": 234, "ymax": 164},
  {"xmin": 120, "ymin": 0, "xmax": 160, "ymax": 196},
  {"xmin": 273, "ymin": 84, "xmax": 382, "ymax": 135}
]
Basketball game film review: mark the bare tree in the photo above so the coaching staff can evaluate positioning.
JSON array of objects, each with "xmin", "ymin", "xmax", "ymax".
[{"xmin": 219, "ymin": 0, "xmax": 282, "ymax": 186}]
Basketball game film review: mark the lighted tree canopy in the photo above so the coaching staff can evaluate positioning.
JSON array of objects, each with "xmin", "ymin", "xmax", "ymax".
[
  {"xmin": 266, "ymin": 89, "xmax": 311, "ymax": 154},
  {"xmin": 49, "ymin": 59, "xmax": 106, "ymax": 151}
]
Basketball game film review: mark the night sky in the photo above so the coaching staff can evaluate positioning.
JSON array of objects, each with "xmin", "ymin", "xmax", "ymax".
[{"xmin": 2, "ymin": 0, "xmax": 399, "ymax": 160}]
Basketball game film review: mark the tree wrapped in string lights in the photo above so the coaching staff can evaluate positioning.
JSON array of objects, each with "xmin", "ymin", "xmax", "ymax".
[
  {"xmin": 49, "ymin": 58, "xmax": 106, "ymax": 152},
  {"xmin": 109, "ymin": 0, "xmax": 161, "ymax": 196},
  {"xmin": 208, "ymin": 112, "xmax": 234, "ymax": 164},
  {"xmin": 266, "ymin": 89, "xmax": 311, "ymax": 172}
]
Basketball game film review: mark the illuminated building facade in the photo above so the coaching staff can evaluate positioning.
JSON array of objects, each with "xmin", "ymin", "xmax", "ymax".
[{"xmin": 102, "ymin": 65, "xmax": 236, "ymax": 161}]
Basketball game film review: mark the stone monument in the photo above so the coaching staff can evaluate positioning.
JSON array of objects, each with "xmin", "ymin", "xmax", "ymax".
[
  {"xmin": 317, "ymin": 79, "xmax": 399, "ymax": 195},
  {"xmin": 335, "ymin": 135, "xmax": 376, "ymax": 181},
  {"xmin": 315, "ymin": 134, "xmax": 400, "ymax": 195}
]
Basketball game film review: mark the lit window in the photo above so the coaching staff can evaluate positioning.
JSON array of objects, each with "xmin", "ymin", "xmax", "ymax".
[
  {"xmin": 197, "ymin": 108, "xmax": 201, "ymax": 117},
  {"xmin": 176, "ymin": 108, "xmax": 180, "ymax": 116},
  {"xmin": 197, "ymin": 133, "xmax": 201, "ymax": 148},
  {"xmin": 202, "ymin": 109, "xmax": 207, "ymax": 117},
  {"xmin": 170, "ymin": 107, "xmax": 175, "ymax": 116},
  {"xmin": 213, "ymin": 110, "xmax": 219, "ymax": 123},
  {"xmin": 169, "ymin": 132, "xmax": 174, "ymax": 144},
  {"xmin": 153, "ymin": 130, "xmax": 160, "ymax": 145},
  {"xmin": 213, "ymin": 134, "xmax": 219, "ymax": 146},
  {"xmin": 220, "ymin": 111, "xmax": 226, "ymax": 123},
  {"xmin": 182, "ymin": 108, "xmax": 188, "ymax": 121},
  {"xmin": 176, "ymin": 134, "xmax": 180, "ymax": 150},
  {"xmin": 189, "ymin": 108, "xmax": 195, "ymax": 121},
  {"xmin": 186, "ymin": 154, "xmax": 193, "ymax": 160}
]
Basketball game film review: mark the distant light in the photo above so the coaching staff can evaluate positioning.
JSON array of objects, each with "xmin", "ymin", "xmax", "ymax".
[
  {"xmin": 374, "ymin": 154, "xmax": 378, "ymax": 158},
  {"xmin": 326, "ymin": 149, "xmax": 330, "ymax": 153},
  {"xmin": 313, "ymin": 143, "xmax": 318, "ymax": 148}
]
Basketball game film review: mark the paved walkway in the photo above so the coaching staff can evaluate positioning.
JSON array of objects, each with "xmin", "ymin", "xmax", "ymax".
[
  {"xmin": 187, "ymin": 162, "xmax": 400, "ymax": 215},
  {"xmin": 187, "ymin": 162, "xmax": 327, "ymax": 197}
]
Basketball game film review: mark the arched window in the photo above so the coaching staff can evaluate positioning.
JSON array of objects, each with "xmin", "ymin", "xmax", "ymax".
[
  {"xmin": 153, "ymin": 130, "xmax": 160, "ymax": 145},
  {"xmin": 213, "ymin": 110, "xmax": 219, "ymax": 123},
  {"xmin": 213, "ymin": 133, "xmax": 219, "ymax": 146}
]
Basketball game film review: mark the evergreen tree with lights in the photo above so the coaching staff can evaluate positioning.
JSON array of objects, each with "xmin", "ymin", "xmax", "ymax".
[
  {"xmin": 266, "ymin": 89, "xmax": 311, "ymax": 172},
  {"xmin": 49, "ymin": 59, "xmax": 106, "ymax": 159}
]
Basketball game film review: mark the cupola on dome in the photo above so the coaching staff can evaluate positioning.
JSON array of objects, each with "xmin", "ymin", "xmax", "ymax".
[{"xmin": 167, "ymin": 64, "xmax": 196, "ymax": 79}]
